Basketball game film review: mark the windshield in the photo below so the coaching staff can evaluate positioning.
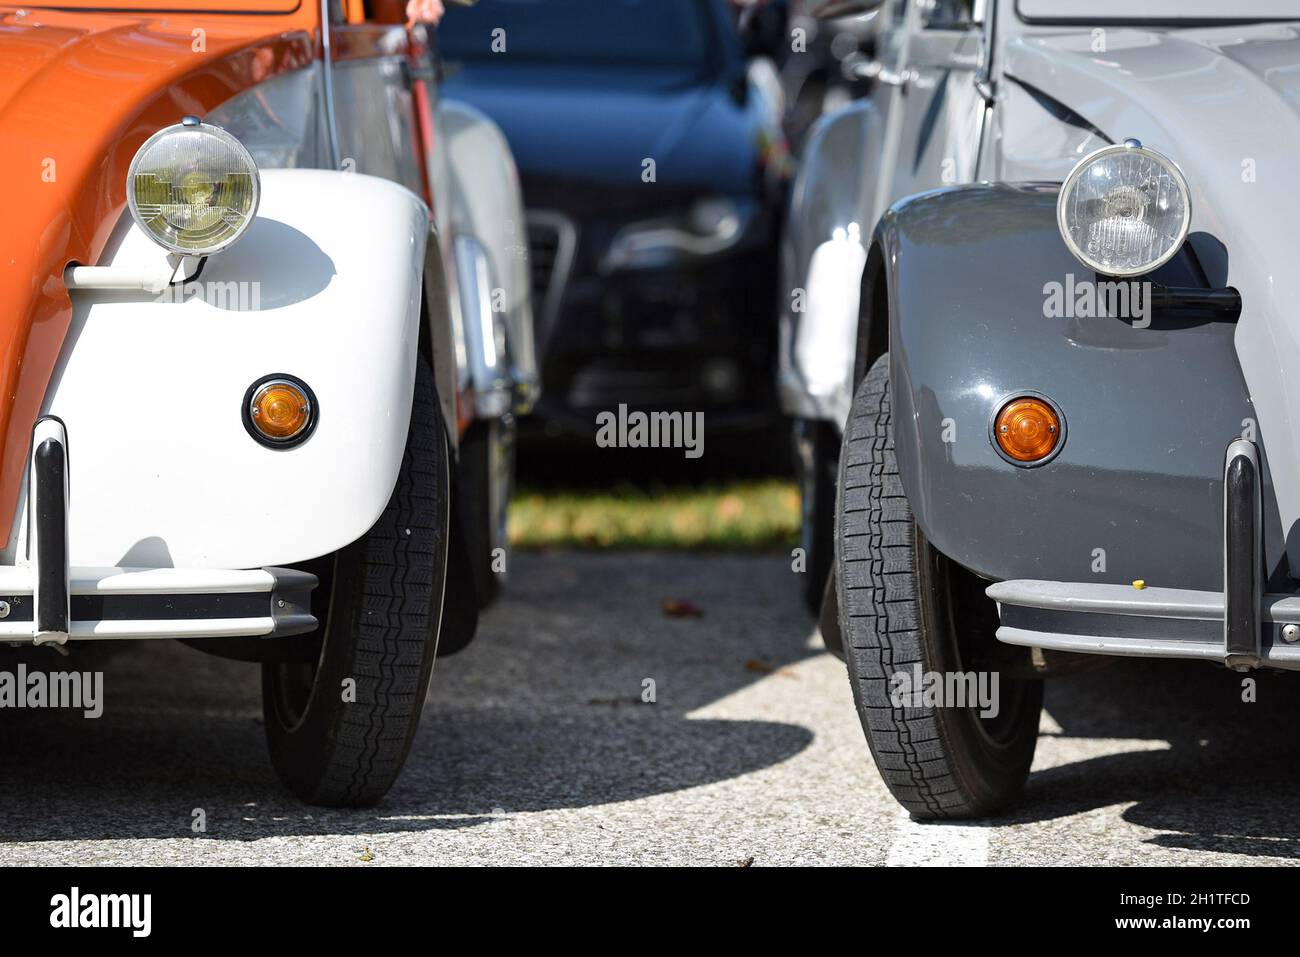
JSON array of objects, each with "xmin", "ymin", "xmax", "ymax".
[
  {"xmin": 438, "ymin": 0, "xmax": 718, "ymax": 67},
  {"xmin": 1018, "ymin": 0, "xmax": 1300, "ymax": 22}
]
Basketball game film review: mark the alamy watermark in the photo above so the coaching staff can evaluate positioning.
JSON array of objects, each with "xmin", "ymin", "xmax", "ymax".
[
  {"xmin": 153, "ymin": 280, "xmax": 261, "ymax": 311},
  {"xmin": 1043, "ymin": 274, "xmax": 1152, "ymax": 328},
  {"xmin": 0, "ymin": 665, "xmax": 103, "ymax": 718},
  {"xmin": 889, "ymin": 664, "xmax": 1000, "ymax": 719},
  {"xmin": 50, "ymin": 888, "xmax": 150, "ymax": 937},
  {"xmin": 595, "ymin": 404, "xmax": 704, "ymax": 459}
]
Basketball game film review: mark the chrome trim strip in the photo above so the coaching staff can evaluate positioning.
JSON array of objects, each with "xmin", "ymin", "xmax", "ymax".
[
  {"xmin": 319, "ymin": 0, "xmax": 341, "ymax": 168},
  {"xmin": 996, "ymin": 626, "xmax": 1300, "ymax": 670},
  {"xmin": 986, "ymin": 580, "xmax": 1225, "ymax": 619},
  {"xmin": 988, "ymin": 578, "xmax": 1300, "ymax": 671}
]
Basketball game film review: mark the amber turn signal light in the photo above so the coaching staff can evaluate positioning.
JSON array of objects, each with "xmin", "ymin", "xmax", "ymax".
[
  {"xmin": 993, "ymin": 396, "xmax": 1062, "ymax": 465},
  {"xmin": 244, "ymin": 376, "xmax": 316, "ymax": 447}
]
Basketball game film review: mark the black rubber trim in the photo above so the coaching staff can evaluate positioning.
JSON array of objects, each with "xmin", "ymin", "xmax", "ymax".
[
  {"xmin": 0, "ymin": 593, "xmax": 316, "ymax": 637},
  {"xmin": 1152, "ymin": 285, "xmax": 1242, "ymax": 320},
  {"xmin": 1225, "ymin": 453, "xmax": 1260, "ymax": 662},
  {"xmin": 1004, "ymin": 75, "xmax": 1110, "ymax": 143},
  {"xmin": 1, "ymin": 592, "xmax": 264, "ymax": 622},
  {"xmin": 33, "ymin": 437, "xmax": 68, "ymax": 635},
  {"xmin": 82, "ymin": 592, "xmax": 270, "ymax": 621},
  {"xmin": 168, "ymin": 255, "xmax": 208, "ymax": 288},
  {"xmin": 270, "ymin": 570, "xmax": 318, "ymax": 638},
  {"xmin": 24, "ymin": 415, "xmax": 68, "ymax": 565},
  {"xmin": 241, "ymin": 373, "xmax": 319, "ymax": 450}
]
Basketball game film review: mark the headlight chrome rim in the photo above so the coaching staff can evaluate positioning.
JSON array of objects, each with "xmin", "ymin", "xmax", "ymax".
[
  {"xmin": 1056, "ymin": 140, "xmax": 1191, "ymax": 278},
  {"xmin": 127, "ymin": 117, "xmax": 261, "ymax": 257}
]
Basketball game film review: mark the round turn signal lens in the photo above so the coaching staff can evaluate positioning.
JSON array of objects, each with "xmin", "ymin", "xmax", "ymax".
[
  {"xmin": 248, "ymin": 379, "xmax": 312, "ymax": 444},
  {"xmin": 993, "ymin": 396, "xmax": 1062, "ymax": 465}
]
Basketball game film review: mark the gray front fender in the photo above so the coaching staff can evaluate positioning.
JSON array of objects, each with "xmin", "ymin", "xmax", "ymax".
[{"xmin": 882, "ymin": 183, "xmax": 1283, "ymax": 592}]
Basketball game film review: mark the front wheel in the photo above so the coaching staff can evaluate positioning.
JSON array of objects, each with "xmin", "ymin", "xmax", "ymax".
[
  {"xmin": 835, "ymin": 353, "xmax": 1042, "ymax": 819},
  {"xmin": 262, "ymin": 356, "xmax": 448, "ymax": 807}
]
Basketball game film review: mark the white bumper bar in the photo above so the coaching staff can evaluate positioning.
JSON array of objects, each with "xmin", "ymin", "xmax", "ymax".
[
  {"xmin": 8, "ymin": 415, "xmax": 317, "ymax": 645},
  {"xmin": 0, "ymin": 564, "xmax": 318, "ymax": 644}
]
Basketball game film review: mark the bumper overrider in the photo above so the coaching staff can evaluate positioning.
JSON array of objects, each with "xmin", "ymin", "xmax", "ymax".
[
  {"xmin": 6, "ymin": 417, "xmax": 317, "ymax": 646},
  {"xmin": 987, "ymin": 439, "xmax": 1300, "ymax": 671}
]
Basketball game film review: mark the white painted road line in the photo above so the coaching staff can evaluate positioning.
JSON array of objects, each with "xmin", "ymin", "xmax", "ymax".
[{"xmin": 885, "ymin": 808, "xmax": 991, "ymax": 866}]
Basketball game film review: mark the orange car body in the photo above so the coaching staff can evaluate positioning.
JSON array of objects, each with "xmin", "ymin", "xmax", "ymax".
[{"xmin": 0, "ymin": 2, "xmax": 334, "ymax": 543}]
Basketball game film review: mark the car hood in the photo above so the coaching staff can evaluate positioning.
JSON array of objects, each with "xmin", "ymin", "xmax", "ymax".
[
  {"xmin": 0, "ymin": 7, "xmax": 311, "ymax": 543},
  {"xmin": 1005, "ymin": 23, "xmax": 1300, "ymax": 570},
  {"xmin": 441, "ymin": 63, "xmax": 765, "ymax": 199}
]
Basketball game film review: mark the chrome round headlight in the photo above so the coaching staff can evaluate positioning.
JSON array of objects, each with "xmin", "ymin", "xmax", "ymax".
[
  {"xmin": 127, "ymin": 117, "xmax": 260, "ymax": 256},
  {"xmin": 1056, "ymin": 140, "xmax": 1191, "ymax": 277}
]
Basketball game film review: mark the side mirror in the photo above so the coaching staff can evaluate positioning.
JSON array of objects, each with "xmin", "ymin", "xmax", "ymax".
[
  {"xmin": 740, "ymin": 0, "xmax": 791, "ymax": 60},
  {"xmin": 804, "ymin": 0, "xmax": 882, "ymax": 18}
]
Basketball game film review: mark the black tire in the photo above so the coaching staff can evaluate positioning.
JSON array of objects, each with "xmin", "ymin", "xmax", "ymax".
[
  {"xmin": 795, "ymin": 418, "xmax": 838, "ymax": 616},
  {"xmin": 835, "ymin": 353, "xmax": 1042, "ymax": 819},
  {"xmin": 262, "ymin": 357, "xmax": 448, "ymax": 807},
  {"xmin": 457, "ymin": 417, "xmax": 514, "ymax": 610}
]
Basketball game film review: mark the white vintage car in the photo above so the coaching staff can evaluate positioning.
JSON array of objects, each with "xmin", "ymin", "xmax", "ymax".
[{"xmin": 0, "ymin": 0, "xmax": 535, "ymax": 806}]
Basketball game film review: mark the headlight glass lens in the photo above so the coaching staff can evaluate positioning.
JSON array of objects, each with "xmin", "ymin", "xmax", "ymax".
[
  {"xmin": 127, "ymin": 121, "xmax": 260, "ymax": 255},
  {"xmin": 1057, "ymin": 143, "xmax": 1190, "ymax": 276}
]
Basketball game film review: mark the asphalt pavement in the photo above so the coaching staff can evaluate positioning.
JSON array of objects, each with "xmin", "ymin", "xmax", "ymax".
[{"xmin": 0, "ymin": 550, "xmax": 1296, "ymax": 866}]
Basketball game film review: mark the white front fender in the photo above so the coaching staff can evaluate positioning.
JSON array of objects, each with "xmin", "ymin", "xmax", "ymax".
[
  {"xmin": 781, "ymin": 235, "xmax": 867, "ymax": 430},
  {"xmin": 21, "ymin": 169, "xmax": 429, "ymax": 570},
  {"xmin": 779, "ymin": 99, "xmax": 878, "ymax": 430}
]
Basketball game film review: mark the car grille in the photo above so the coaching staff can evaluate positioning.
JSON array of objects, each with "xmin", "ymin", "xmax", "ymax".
[
  {"xmin": 526, "ymin": 211, "xmax": 577, "ymax": 348},
  {"xmin": 528, "ymin": 224, "xmax": 559, "ymax": 308}
]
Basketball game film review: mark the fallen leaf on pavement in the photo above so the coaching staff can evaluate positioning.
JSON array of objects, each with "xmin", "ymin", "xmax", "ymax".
[{"xmin": 662, "ymin": 598, "xmax": 704, "ymax": 618}]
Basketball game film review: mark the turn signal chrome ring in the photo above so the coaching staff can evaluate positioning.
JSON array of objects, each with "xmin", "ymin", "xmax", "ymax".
[
  {"xmin": 990, "ymin": 392, "xmax": 1065, "ymax": 467},
  {"xmin": 243, "ymin": 374, "xmax": 317, "ymax": 449}
]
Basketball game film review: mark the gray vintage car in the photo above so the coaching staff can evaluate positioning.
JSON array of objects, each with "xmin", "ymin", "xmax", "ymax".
[{"xmin": 784, "ymin": 0, "xmax": 1300, "ymax": 817}]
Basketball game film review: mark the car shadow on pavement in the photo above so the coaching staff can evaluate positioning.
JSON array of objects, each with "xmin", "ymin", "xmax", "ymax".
[
  {"xmin": 0, "ymin": 552, "xmax": 818, "ymax": 844},
  {"xmin": 992, "ymin": 658, "xmax": 1300, "ymax": 860}
]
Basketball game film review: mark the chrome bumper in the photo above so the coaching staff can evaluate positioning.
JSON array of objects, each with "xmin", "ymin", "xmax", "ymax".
[
  {"xmin": 986, "ymin": 580, "xmax": 1300, "ymax": 671},
  {"xmin": 987, "ymin": 439, "xmax": 1294, "ymax": 671}
]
